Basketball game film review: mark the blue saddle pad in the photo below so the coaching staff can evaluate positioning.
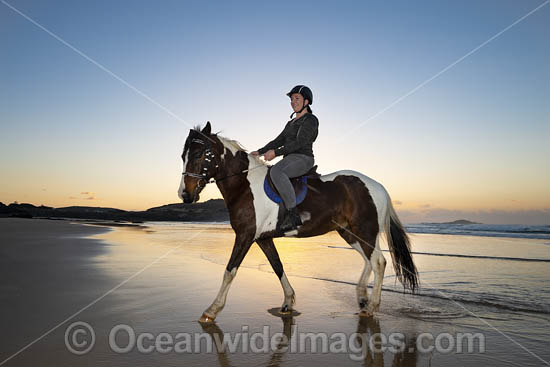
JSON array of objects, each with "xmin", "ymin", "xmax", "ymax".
[{"xmin": 264, "ymin": 176, "xmax": 308, "ymax": 205}]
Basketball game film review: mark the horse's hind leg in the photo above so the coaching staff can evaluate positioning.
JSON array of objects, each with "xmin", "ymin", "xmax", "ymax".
[
  {"xmin": 257, "ymin": 238, "xmax": 295, "ymax": 313},
  {"xmin": 337, "ymin": 228, "xmax": 373, "ymax": 310},
  {"xmin": 357, "ymin": 261, "xmax": 372, "ymax": 308},
  {"xmin": 364, "ymin": 236, "xmax": 386, "ymax": 316}
]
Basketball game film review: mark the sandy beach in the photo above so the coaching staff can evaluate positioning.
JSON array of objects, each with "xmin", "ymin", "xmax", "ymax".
[{"xmin": 1, "ymin": 218, "xmax": 548, "ymax": 366}]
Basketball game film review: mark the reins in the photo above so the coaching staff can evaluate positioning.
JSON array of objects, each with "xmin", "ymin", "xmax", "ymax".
[{"xmin": 182, "ymin": 137, "xmax": 264, "ymax": 186}]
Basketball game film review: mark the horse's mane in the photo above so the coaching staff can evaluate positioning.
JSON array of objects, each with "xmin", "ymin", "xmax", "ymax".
[
  {"xmin": 192, "ymin": 126, "xmax": 267, "ymax": 166},
  {"xmin": 217, "ymin": 134, "xmax": 268, "ymax": 167}
]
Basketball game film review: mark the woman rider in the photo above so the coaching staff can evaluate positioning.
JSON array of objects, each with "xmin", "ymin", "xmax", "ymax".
[{"xmin": 251, "ymin": 85, "xmax": 319, "ymax": 232}]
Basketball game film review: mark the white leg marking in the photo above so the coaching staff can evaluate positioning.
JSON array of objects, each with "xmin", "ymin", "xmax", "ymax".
[
  {"xmin": 366, "ymin": 238, "xmax": 386, "ymax": 315},
  {"xmin": 204, "ymin": 268, "xmax": 237, "ymax": 318},
  {"xmin": 357, "ymin": 260, "xmax": 372, "ymax": 306},
  {"xmin": 280, "ymin": 273, "xmax": 295, "ymax": 309},
  {"xmin": 350, "ymin": 241, "xmax": 371, "ymax": 306}
]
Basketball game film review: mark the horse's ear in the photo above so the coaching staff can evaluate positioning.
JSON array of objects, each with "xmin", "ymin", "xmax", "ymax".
[{"xmin": 202, "ymin": 121, "xmax": 211, "ymax": 135}]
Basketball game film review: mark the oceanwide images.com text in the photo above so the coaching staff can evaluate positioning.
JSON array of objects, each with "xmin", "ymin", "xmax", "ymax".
[{"xmin": 65, "ymin": 322, "xmax": 485, "ymax": 361}]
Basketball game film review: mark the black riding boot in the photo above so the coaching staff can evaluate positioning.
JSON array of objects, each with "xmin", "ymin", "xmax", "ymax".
[{"xmin": 279, "ymin": 207, "xmax": 302, "ymax": 232}]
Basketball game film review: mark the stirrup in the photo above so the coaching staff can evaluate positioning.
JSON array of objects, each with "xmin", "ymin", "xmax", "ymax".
[{"xmin": 279, "ymin": 207, "xmax": 300, "ymax": 232}]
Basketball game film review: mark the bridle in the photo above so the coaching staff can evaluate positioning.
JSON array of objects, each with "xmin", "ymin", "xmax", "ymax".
[
  {"xmin": 181, "ymin": 137, "xmax": 220, "ymax": 201},
  {"xmin": 181, "ymin": 136, "xmax": 260, "ymax": 201}
]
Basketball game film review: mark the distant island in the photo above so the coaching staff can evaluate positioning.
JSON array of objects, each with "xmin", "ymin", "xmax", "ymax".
[
  {"xmin": 422, "ymin": 219, "xmax": 481, "ymax": 225},
  {"xmin": 0, "ymin": 200, "xmax": 229, "ymax": 223}
]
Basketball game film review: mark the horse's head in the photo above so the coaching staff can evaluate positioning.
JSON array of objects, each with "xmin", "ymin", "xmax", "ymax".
[{"xmin": 178, "ymin": 121, "xmax": 221, "ymax": 203}]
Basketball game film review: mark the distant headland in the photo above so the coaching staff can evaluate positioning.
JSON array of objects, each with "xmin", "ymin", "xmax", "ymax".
[
  {"xmin": 0, "ymin": 200, "xmax": 230, "ymax": 222},
  {"xmin": 421, "ymin": 219, "xmax": 481, "ymax": 225}
]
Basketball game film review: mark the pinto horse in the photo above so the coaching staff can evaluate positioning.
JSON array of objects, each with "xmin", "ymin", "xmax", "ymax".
[{"xmin": 178, "ymin": 122, "xmax": 419, "ymax": 323}]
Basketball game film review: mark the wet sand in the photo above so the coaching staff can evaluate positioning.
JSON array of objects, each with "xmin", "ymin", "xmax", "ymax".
[{"xmin": 1, "ymin": 218, "xmax": 548, "ymax": 366}]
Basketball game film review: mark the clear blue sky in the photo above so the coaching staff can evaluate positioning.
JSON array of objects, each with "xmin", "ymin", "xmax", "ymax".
[{"xmin": 1, "ymin": 0, "xmax": 549, "ymax": 224}]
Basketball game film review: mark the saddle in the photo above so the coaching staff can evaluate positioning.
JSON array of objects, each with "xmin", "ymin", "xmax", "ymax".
[{"xmin": 264, "ymin": 165, "xmax": 320, "ymax": 205}]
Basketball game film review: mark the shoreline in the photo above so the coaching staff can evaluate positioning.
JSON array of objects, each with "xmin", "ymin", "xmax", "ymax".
[{"xmin": 35, "ymin": 215, "xmax": 550, "ymax": 240}]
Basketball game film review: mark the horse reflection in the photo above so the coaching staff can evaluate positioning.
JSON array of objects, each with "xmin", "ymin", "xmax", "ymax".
[{"xmin": 198, "ymin": 315, "xmax": 418, "ymax": 367}]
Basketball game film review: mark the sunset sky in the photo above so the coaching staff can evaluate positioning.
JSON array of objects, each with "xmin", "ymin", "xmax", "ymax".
[{"xmin": 1, "ymin": 0, "xmax": 549, "ymax": 224}]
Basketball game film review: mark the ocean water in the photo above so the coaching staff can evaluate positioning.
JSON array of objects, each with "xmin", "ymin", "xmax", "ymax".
[
  {"xmin": 406, "ymin": 223, "xmax": 550, "ymax": 240},
  {"xmin": 150, "ymin": 221, "xmax": 550, "ymax": 239}
]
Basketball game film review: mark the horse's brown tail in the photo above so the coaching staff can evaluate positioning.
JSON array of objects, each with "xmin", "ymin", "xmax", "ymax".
[{"xmin": 384, "ymin": 201, "xmax": 419, "ymax": 293}]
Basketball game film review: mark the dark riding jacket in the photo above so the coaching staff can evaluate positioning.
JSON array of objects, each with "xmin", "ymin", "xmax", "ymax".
[{"xmin": 257, "ymin": 113, "xmax": 319, "ymax": 158}]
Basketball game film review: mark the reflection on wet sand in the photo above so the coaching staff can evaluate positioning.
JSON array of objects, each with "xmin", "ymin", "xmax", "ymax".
[{"xmin": 199, "ymin": 315, "xmax": 421, "ymax": 367}]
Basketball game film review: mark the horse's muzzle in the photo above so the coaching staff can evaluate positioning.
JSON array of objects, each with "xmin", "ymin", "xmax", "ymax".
[{"xmin": 181, "ymin": 191, "xmax": 194, "ymax": 204}]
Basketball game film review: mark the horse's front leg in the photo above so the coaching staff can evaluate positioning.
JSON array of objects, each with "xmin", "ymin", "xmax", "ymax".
[
  {"xmin": 200, "ymin": 234, "xmax": 254, "ymax": 323},
  {"xmin": 256, "ymin": 238, "xmax": 295, "ymax": 313}
]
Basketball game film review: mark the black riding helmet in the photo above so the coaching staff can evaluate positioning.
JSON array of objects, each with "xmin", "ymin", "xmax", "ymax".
[
  {"xmin": 287, "ymin": 85, "xmax": 313, "ymax": 118},
  {"xmin": 286, "ymin": 85, "xmax": 313, "ymax": 105}
]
